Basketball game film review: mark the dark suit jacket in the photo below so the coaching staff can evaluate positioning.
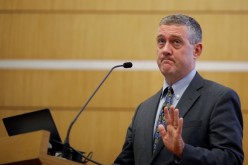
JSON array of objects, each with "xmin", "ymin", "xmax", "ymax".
[{"xmin": 114, "ymin": 72, "xmax": 244, "ymax": 165}]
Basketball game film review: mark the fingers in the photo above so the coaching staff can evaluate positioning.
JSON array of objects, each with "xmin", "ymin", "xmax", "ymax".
[
  {"xmin": 164, "ymin": 106, "xmax": 183, "ymax": 132},
  {"xmin": 177, "ymin": 117, "xmax": 183, "ymax": 135},
  {"xmin": 160, "ymin": 106, "xmax": 185, "ymax": 157},
  {"xmin": 164, "ymin": 105, "xmax": 181, "ymax": 130},
  {"xmin": 173, "ymin": 108, "xmax": 179, "ymax": 129},
  {"xmin": 164, "ymin": 106, "xmax": 171, "ymax": 125}
]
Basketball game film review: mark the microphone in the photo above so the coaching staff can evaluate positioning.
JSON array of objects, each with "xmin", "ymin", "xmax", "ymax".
[
  {"xmin": 61, "ymin": 62, "xmax": 132, "ymax": 163},
  {"xmin": 123, "ymin": 62, "xmax": 133, "ymax": 68}
]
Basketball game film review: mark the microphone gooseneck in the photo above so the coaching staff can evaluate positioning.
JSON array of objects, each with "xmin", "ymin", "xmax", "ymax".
[{"xmin": 61, "ymin": 62, "xmax": 132, "ymax": 163}]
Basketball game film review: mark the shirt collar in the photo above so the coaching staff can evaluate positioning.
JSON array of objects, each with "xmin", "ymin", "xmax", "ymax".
[{"xmin": 161, "ymin": 69, "xmax": 196, "ymax": 99}]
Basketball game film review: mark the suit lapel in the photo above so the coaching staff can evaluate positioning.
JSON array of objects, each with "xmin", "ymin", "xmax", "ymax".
[
  {"xmin": 176, "ymin": 72, "xmax": 203, "ymax": 118},
  {"xmin": 144, "ymin": 90, "xmax": 163, "ymax": 159},
  {"xmin": 152, "ymin": 138, "xmax": 164, "ymax": 158}
]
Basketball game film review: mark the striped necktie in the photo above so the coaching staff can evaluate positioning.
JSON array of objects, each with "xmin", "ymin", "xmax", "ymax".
[{"xmin": 153, "ymin": 86, "xmax": 174, "ymax": 153}]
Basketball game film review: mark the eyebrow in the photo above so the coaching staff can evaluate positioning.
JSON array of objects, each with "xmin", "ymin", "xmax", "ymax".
[
  {"xmin": 156, "ymin": 34, "xmax": 164, "ymax": 39},
  {"xmin": 156, "ymin": 34, "xmax": 183, "ymax": 40}
]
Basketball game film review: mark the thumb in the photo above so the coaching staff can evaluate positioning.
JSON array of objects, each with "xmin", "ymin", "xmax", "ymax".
[{"xmin": 158, "ymin": 124, "xmax": 167, "ymax": 137}]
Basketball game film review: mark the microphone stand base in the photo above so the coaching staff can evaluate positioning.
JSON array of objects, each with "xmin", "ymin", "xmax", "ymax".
[{"xmin": 62, "ymin": 144, "xmax": 85, "ymax": 163}]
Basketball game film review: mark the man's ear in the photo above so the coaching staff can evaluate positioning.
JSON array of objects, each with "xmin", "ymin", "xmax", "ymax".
[{"xmin": 193, "ymin": 43, "xmax": 203, "ymax": 59}]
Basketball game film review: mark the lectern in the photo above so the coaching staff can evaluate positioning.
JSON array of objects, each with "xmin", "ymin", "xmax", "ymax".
[{"xmin": 0, "ymin": 130, "xmax": 82, "ymax": 165}]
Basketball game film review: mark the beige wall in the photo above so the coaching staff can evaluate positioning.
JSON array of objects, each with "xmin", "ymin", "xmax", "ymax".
[{"xmin": 0, "ymin": 1, "xmax": 247, "ymax": 164}]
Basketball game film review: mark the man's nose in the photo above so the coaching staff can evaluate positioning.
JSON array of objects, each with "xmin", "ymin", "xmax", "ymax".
[{"xmin": 161, "ymin": 42, "xmax": 172, "ymax": 55}]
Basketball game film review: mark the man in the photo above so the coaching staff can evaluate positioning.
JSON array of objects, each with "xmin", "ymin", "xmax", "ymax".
[{"xmin": 114, "ymin": 14, "xmax": 244, "ymax": 165}]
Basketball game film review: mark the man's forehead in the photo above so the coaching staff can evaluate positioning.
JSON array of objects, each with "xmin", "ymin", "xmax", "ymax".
[{"xmin": 157, "ymin": 25, "xmax": 189, "ymax": 38}]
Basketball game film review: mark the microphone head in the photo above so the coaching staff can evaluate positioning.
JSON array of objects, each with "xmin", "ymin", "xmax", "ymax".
[{"xmin": 123, "ymin": 62, "xmax": 133, "ymax": 68}]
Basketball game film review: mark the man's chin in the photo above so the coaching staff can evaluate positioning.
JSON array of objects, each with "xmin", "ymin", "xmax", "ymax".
[
  {"xmin": 161, "ymin": 69, "xmax": 174, "ymax": 77},
  {"xmin": 161, "ymin": 65, "xmax": 173, "ymax": 73}
]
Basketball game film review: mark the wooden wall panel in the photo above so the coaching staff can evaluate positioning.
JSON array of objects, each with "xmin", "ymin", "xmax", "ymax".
[
  {"xmin": 0, "ymin": 0, "xmax": 248, "ymax": 11},
  {"xmin": 0, "ymin": 70, "xmax": 163, "ymax": 108},
  {"xmin": 0, "ymin": 14, "xmax": 248, "ymax": 60},
  {"xmin": 0, "ymin": 70, "xmax": 248, "ymax": 110}
]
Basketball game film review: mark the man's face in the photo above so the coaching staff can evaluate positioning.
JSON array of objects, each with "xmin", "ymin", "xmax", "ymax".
[{"xmin": 156, "ymin": 25, "xmax": 202, "ymax": 83}]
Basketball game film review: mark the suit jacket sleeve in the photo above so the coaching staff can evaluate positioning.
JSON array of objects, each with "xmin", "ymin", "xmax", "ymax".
[
  {"xmin": 113, "ymin": 105, "xmax": 140, "ymax": 165},
  {"xmin": 179, "ymin": 88, "xmax": 244, "ymax": 165}
]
